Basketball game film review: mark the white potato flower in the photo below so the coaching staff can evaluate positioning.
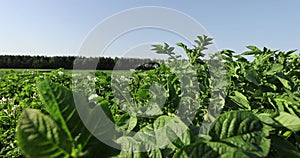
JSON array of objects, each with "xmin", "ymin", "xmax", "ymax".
[
  {"xmin": 88, "ymin": 94, "xmax": 99, "ymax": 101},
  {"xmin": 2, "ymin": 97, "xmax": 7, "ymax": 102},
  {"xmin": 12, "ymin": 104, "xmax": 20, "ymax": 111},
  {"xmin": 58, "ymin": 71, "xmax": 64, "ymax": 75}
]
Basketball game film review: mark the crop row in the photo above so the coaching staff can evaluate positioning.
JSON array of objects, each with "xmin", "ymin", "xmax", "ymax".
[{"xmin": 1, "ymin": 35, "xmax": 300, "ymax": 157}]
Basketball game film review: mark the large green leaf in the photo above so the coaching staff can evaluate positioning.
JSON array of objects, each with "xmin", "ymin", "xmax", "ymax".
[
  {"xmin": 274, "ymin": 112, "xmax": 300, "ymax": 132},
  {"xmin": 275, "ymin": 73, "xmax": 292, "ymax": 90},
  {"xmin": 115, "ymin": 113, "xmax": 137, "ymax": 134},
  {"xmin": 175, "ymin": 111, "xmax": 271, "ymax": 157},
  {"xmin": 229, "ymin": 91, "xmax": 251, "ymax": 110},
  {"xmin": 208, "ymin": 111, "xmax": 270, "ymax": 157},
  {"xmin": 264, "ymin": 64, "xmax": 284, "ymax": 75},
  {"xmin": 116, "ymin": 116, "xmax": 189, "ymax": 157},
  {"xmin": 165, "ymin": 117, "xmax": 191, "ymax": 149},
  {"xmin": 242, "ymin": 46, "xmax": 261, "ymax": 55},
  {"xmin": 38, "ymin": 80, "xmax": 88, "ymax": 144},
  {"xmin": 135, "ymin": 116, "xmax": 189, "ymax": 149},
  {"xmin": 133, "ymin": 116, "xmax": 174, "ymax": 152},
  {"xmin": 38, "ymin": 80, "xmax": 119, "ymax": 157},
  {"xmin": 166, "ymin": 125, "xmax": 191, "ymax": 149},
  {"xmin": 245, "ymin": 70, "xmax": 259, "ymax": 86},
  {"xmin": 115, "ymin": 136, "xmax": 144, "ymax": 158},
  {"xmin": 16, "ymin": 109, "xmax": 72, "ymax": 158}
]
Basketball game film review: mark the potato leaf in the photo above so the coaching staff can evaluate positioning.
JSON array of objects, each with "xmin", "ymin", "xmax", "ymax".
[
  {"xmin": 275, "ymin": 73, "xmax": 292, "ymax": 90},
  {"xmin": 229, "ymin": 91, "xmax": 251, "ymax": 110},
  {"xmin": 274, "ymin": 112, "xmax": 300, "ymax": 132},
  {"xmin": 16, "ymin": 109, "xmax": 72, "ymax": 158},
  {"xmin": 38, "ymin": 80, "xmax": 119, "ymax": 157},
  {"xmin": 264, "ymin": 63, "xmax": 284, "ymax": 75},
  {"xmin": 208, "ymin": 111, "xmax": 270, "ymax": 157}
]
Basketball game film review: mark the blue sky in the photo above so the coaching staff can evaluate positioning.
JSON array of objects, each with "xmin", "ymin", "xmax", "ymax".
[{"xmin": 0, "ymin": 0, "xmax": 299, "ymax": 57}]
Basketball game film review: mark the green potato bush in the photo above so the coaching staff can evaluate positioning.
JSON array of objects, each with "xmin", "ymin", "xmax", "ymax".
[{"xmin": 1, "ymin": 35, "xmax": 300, "ymax": 157}]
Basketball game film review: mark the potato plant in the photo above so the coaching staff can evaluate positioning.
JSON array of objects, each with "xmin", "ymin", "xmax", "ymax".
[{"xmin": 1, "ymin": 35, "xmax": 300, "ymax": 157}]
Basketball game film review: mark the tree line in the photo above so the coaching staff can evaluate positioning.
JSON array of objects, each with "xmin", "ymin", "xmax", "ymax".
[{"xmin": 0, "ymin": 55, "xmax": 157, "ymax": 70}]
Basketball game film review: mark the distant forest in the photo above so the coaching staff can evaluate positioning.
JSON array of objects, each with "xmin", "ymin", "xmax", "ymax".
[{"xmin": 0, "ymin": 55, "xmax": 157, "ymax": 70}]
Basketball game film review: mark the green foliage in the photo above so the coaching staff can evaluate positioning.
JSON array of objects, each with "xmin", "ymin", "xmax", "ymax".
[
  {"xmin": 17, "ymin": 81, "xmax": 120, "ymax": 157},
  {"xmin": 16, "ymin": 109, "xmax": 72, "ymax": 158},
  {"xmin": 0, "ymin": 69, "xmax": 73, "ymax": 157},
  {"xmin": 174, "ymin": 111, "xmax": 270, "ymax": 158},
  {"xmin": 1, "ymin": 35, "xmax": 300, "ymax": 157},
  {"xmin": 0, "ymin": 69, "xmax": 108, "ymax": 157}
]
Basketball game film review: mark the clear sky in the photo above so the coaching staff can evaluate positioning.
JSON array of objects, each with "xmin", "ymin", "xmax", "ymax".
[{"xmin": 0, "ymin": 0, "xmax": 299, "ymax": 57}]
